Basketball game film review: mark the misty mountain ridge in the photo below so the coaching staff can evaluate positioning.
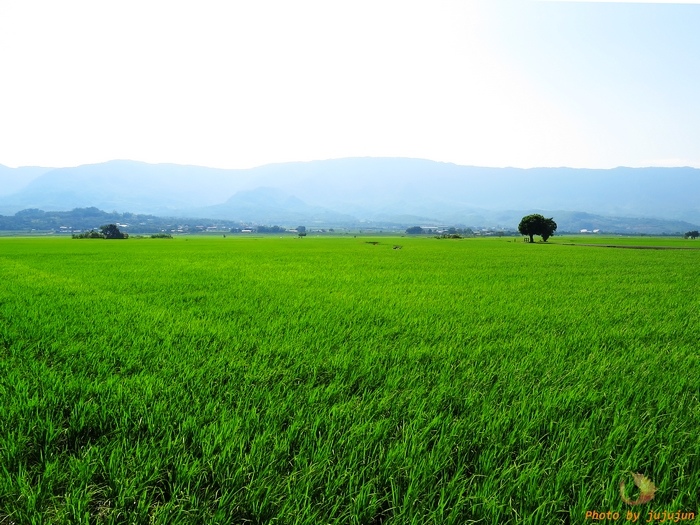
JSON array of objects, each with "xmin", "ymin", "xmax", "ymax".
[{"xmin": 1, "ymin": 158, "xmax": 699, "ymax": 233}]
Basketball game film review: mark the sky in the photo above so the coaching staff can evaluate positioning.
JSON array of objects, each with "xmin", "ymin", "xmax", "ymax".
[{"xmin": 1, "ymin": 0, "xmax": 699, "ymax": 170}]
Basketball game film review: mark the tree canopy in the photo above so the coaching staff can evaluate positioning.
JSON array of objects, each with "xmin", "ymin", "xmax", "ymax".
[
  {"xmin": 256, "ymin": 225, "xmax": 286, "ymax": 233},
  {"xmin": 518, "ymin": 214, "xmax": 557, "ymax": 243},
  {"xmin": 100, "ymin": 224, "xmax": 127, "ymax": 239},
  {"xmin": 72, "ymin": 224, "xmax": 128, "ymax": 239}
]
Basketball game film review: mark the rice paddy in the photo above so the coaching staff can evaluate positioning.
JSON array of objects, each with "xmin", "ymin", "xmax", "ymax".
[{"xmin": 0, "ymin": 235, "xmax": 698, "ymax": 524}]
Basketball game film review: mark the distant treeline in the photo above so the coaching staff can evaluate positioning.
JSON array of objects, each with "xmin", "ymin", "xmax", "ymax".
[
  {"xmin": 251, "ymin": 225, "xmax": 289, "ymax": 233},
  {"xmin": 406, "ymin": 226, "xmax": 477, "ymax": 235},
  {"xmin": 1, "ymin": 208, "xmax": 333, "ymax": 236},
  {"xmin": 0, "ymin": 207, "xmax": 243, "ymax": 234}
]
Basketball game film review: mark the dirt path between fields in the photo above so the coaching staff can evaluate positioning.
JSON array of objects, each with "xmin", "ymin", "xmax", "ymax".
[{"xmin": 561, "ymin": 243, "xmax": 700, "ymax": 250}]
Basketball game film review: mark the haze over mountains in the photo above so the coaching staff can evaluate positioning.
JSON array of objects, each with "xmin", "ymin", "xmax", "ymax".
[{"xmin": 1, "ymin": 158, "xmax": 699, "ymax": 233}]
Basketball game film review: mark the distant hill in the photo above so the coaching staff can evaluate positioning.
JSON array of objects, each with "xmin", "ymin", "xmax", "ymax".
[
  {"xmin": 0, "ymin": 160, "xmax": 252, "ymax": 215},
  {"xmin": 193, "ymin": 187, "xmax": 356, "ymax": 224},
  {"xmin": 1, "ymin": 158, "xmax": 699, "ymax": 233},
  {"xmin": 0, "ymin": 164, "xmax": 52, "ymax": 197}
]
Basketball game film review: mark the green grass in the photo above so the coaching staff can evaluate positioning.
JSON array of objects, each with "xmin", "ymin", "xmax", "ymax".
[
  {"xmin": 554, "ymin": 234, "xmax": 700, "ymax": 248},
  {"xmin": 1, "ymin": 236, "xmax": 698, "ymax": 524}
]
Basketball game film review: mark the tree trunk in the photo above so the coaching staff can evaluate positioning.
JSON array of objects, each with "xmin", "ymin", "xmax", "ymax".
[{"xmin": 529, "ymin": 234, "xmax": 534, "ymax": 243}]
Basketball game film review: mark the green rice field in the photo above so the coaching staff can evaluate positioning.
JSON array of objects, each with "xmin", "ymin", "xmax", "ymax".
[{"xmin": 1, "ymin": 235, "xmax": 698, "ymax": 524}]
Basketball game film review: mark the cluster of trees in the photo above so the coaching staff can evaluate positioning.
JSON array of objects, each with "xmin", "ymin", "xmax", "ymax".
[
  {"xmin": 684, "ymin": 230, "xmax": 699, "ymax": 239},
  {"xmin": 255, "ymin": 225, "xmax": 287, "ymax": 233},
  {"xmin": 406, "ymin": 226, "xmax": 475, "ymax": 236},
  {"xmin": 229, "ymin": 225, "xmax": 309, "ymax": 236},
  {"xmin": 0, "ymin": 207, "xmax": 248, "ymax": 234},
  {"xmin": 73, "ymin": 224, "xmax": 128, "ymax": 239},
  {"xmin": 72, "ymin": 230, "xmax": 104, "ymax": 239}
]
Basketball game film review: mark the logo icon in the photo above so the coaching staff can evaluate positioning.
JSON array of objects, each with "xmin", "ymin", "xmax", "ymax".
[{"xmin": 620, "ymin": 472, "xmax": 656, "ymax": 505}]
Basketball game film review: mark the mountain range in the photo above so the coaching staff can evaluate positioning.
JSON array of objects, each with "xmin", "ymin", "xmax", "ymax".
[{"xmin": 1, "ymin": 158, "xmax": 699, "ymax": 233}]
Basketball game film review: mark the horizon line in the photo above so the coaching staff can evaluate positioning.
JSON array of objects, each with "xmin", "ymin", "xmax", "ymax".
[{"xmin": 2, "ymin": 157, "xmax": 699, "ymax": 172}]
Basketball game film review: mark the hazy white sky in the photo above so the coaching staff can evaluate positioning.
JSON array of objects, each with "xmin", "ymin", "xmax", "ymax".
[{"xmin": 1, "ymin": 0, "xmax": 699, "ymax": 169}]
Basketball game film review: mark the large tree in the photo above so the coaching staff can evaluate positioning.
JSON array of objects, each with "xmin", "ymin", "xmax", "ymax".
[
  {"xmin": 100, "ymin": 223, "xmax": 127, "ymax": 239},
  {"xmin": 518, "ymin": 214, "xmax": 557, "ymax": 243}
]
